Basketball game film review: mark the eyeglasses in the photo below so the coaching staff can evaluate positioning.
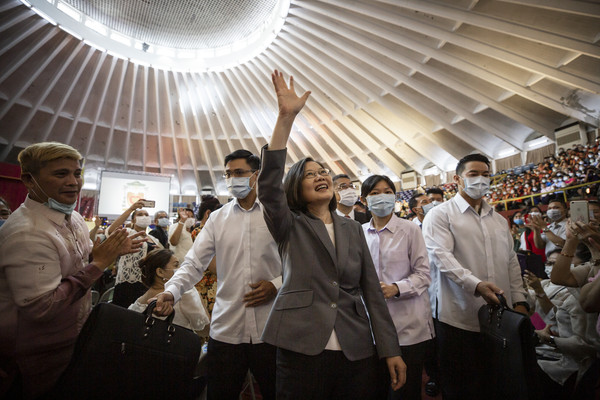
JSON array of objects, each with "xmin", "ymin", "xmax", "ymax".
[
  {"xmin": 336, "ymin": 183, "xmax": 356, "ymax": 191},
  {"xmin": 223, "ymin": 169, "xmax": 256, "ymax": 179},
  {"xmin": 304, "ymin": 168, "xmax": 330, "ymax": 180}
]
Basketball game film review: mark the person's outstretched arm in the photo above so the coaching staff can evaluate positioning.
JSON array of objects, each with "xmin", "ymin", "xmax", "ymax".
[{"xmin": 268, "ymin": 69, "xmax": 311, "ymax": 150}]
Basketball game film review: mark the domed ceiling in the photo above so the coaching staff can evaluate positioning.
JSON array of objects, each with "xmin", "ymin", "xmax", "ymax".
[{"xmin": 0, "ymin": 0, "xmax": 599, "ymax": 196}]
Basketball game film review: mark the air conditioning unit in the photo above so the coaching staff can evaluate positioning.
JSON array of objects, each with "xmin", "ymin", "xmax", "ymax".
[
  {"xmin": 554, "ymin": 122, "xmax": 585, "ymax": 150},
  {"xmin": 401, "ymin": 171, "xmax": 418, "ymax": 189}
]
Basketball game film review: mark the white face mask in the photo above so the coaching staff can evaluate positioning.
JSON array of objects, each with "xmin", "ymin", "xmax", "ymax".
[
  {"xmin": 422, "ymin": 202, "xmax": 435, "ymax": 215},
  {"xmin": 226, "ymin": 176, "xmax": 255, "ymax": 199},
  {"xmin": 431, "ymin": 200, "xmax": 442, "ymax": 206},
  {"xmin": 461, "ymin": 175, "xmax": 490, "ymax": 200},
  {"xmin": 547, "ymin": 209, "xmax": 563, "ymax": 221},
  {"xmin": 184, "ymin": 218, "xmax": 195, "ymax": 229},
  {"xmin": 338, "ymin": 188, "xmax": 358, "ymax": 207},
  {"xmin": 157, "ymin": 217, "xmax": 170, "ymax": 227},
  {"xmin": 135, "ymin": 215, "xmax": 151, "ymax": 228}
]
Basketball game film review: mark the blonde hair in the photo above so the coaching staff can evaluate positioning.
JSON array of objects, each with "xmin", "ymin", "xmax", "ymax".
[{"xmin": 18, "ymin": 142, "xmax": 82, "ymax": 175}]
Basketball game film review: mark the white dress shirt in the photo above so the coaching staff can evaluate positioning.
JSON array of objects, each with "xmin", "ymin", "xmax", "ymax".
[
  {"xmin": 422, "ymin": 193, "xmax": 527, "ymax": 332},
  {"xmin": 335, "ymin": 208, "xmax": 355, "ymax": 219},
  {"xmin": 364, "ymin": 215, "xmax": 434, "ymax": 346},
  {"xmin": 165, "ymin": 198, "xmax": 282, "ymax": 344}
]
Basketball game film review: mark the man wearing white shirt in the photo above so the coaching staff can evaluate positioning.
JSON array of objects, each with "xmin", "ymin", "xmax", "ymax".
[
  {"xmin": 422, "ymin": 153, "xmax": 528, "ymax": 400},
  {"xmin": 155, "ymin": 150, "xmax": 281, "ymax": 400}
]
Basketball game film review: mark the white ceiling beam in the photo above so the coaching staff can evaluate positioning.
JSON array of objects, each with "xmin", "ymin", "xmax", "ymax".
[
  {"xmin": 11, "ymin": 41, "xmax": 84, "ymax": 144},
  {"xmin": 179, "ymin": 71, "xmax": 219, "ymax": 190},
  {"xmin": 316, "ymin": 0, "xmax": 600, "ymax": 94},
  {"xmin": 494, "ymin": 0, "xmax": 600, "ymax": 17},
  {"xmin": 0, "ymin": 25, "xmax": 58, "ymax": 86},
  {"xmin": 103, "ymin": 58, "xmax": 129, "ymax": 166},
  {"xmin": 376, "ymin": 0, "xmax": 600, "ymax": 58},
  {"xmin": 83, "ymin": 57, "xmax": 118, "ymax": 157},
  {"xmin": 160, "ymin": 69, "xmax": 184, "ymax": 189},
  {"xmin": 63, "ymin": 51, "xmax": 108, "ymax": 148},
  {"xmin": 170, "ymin": 72, "xmax": 203, "ymax": 192},
  {"xmin": 123, "ymin": 63, "xmax": 139, "ymax": 169}
]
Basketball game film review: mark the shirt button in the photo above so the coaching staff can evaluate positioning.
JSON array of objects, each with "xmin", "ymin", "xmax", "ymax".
[
  {"xmin": 330, "ymin": 302, "xmax": 337, "ymax": 309},
  {"xmin": 331, "ymin": 281, "xmax": 338, "ymax": 287}
]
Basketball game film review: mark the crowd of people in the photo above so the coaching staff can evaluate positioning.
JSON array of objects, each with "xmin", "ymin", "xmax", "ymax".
[{"xmin": 0, "ymin": 70, "xmax": 599, "ymax": 400}]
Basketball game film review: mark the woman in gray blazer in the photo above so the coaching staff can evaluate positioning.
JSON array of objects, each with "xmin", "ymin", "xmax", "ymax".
[{"xmin": 257, "ymin": 70, "xmax": 406, "ymax": 399}]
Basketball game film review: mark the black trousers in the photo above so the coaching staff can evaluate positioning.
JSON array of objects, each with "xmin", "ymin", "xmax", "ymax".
[
  {"xmin": 435, "ymin": 320, "xmax": 485, "ymax": 400},
  {"xmin": 423, "ymin": 318, "xmax": 441, "ymax": 382},
  {"xmin": 387, "ymin": 339, "xmax": 434, "ymax": 400},
  {"xmin": 276, "ymin": 348, "xmax": 388, "ymax": 400},
  {"xmin": 206, "ymin": 338, "xmax": 276, "ymax": 400}
]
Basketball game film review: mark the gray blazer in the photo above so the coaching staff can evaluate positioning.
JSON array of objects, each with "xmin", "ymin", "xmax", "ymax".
[{"xmin": 257, "ymin": 147, "xmax": 401, "ymax": 361}]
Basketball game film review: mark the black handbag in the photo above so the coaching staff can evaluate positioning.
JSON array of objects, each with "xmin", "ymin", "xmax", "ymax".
[
  {"xmin": 478, "ymin": 294, "xmax": 541, "ymax": 400},
  {"xmin": 53, "ymin": 300, "xmax": 202, "ymax": 400}
]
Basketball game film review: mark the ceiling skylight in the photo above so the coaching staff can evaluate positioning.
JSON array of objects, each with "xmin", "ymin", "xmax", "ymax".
[{"xmin": 23, "ymin": 0, "xmax": 290, "ymax": 71}]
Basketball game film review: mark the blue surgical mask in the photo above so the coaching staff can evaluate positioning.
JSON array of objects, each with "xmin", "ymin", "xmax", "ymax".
[
  {"xmin": 226, "ymin": 176, "xmax": 255, "ymax": 199},
  {"xmin": 513, "ymin": 218, "xmax": 524, "ymax": 226},
  {"xmin": 31, "ymin": 175, "xmax": 77, "ymax": 215},
  {"xmin": 157, "ymin": 217, "xmax": 170, "ymax": 227},
  {"xmin": 367, "ymin": 194, "xmax": 396, "ymax": 217}
]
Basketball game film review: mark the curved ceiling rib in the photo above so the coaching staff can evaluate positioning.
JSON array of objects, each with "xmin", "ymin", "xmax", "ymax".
[{"xmin": 0, "ymin": 0, "xmax": 599, "ymax": 195}]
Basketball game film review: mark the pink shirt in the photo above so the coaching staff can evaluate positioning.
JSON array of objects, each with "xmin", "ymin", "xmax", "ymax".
[
  {"xmin": 363, "ymin": 215, "xmax": 435, "ymax": 346},
  {"xmin": 0, "ymin": 196, "xmax": 101, "ymax": 398}
]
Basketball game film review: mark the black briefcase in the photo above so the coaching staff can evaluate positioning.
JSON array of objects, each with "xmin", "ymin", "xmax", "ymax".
[
  {"xmin": 478, "ymin": 294, "xmax": 541, "ymax": 400},
  {"xmin": 53, "ymin": 300, "xmax": 202, "ymax": 400}
]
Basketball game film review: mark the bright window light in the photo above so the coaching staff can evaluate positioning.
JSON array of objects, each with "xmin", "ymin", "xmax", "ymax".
[
  {"xmin": 84, "ymin": 19, "xmax": 107, "ymax": 36},
  {"xmin": 110, "ymin": 32, "xmax": 131, "ymax": 46},
  {"xmin": 57, "ymin": 2, "xmax": 81, "ymax": 21}
]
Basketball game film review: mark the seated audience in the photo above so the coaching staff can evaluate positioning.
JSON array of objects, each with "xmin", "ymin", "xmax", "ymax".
[{"xmin": 129, "ymin": 249, "xmax": 209, "ymax": 332}]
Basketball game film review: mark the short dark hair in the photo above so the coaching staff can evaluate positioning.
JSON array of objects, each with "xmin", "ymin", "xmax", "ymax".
[
  {"xmin": 549, "ymin": 197, "xmax": 566, "ymax": 209},
  {"xmin": 426, "ymin": 188, "xmax": 444, "ymax": 196},
  {"xmin": 456, "ymin": 154, "xmax": 490, "ymax": 176},
  {"xmin": 139, "ymin": 249, "xmax": 174, "ymax": 287},
  {"xmin": 283, "ymin": 157, "xmax": 337, "ymax": 213},
  {"xmin": 360, "ymin": 175, "xmax": 396, "ymax": 198},
  {"xmin": 332, "ymin": 174, "xmax": 350, "ymax": 183},
  {"xmin": 224, "ymin": 149, "xmax": 260, "ymax": 171},
  {"xmin": 197, "ymin": 194, "xmax": 221, "ymax": 220},
  {"xmin": 408, "ymin": 193, "xmax": 427, "ymax": 212}
]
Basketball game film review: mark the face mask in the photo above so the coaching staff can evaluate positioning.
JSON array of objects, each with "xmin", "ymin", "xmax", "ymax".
[
  {"xmin": 135, "ymin": 215, "xmax": 151, "ymax": 228},
  {"xmin": 338, "ymin": 188, "xmax": 358, "ymax": 207},
  {"xmin": 513, "ymin": 218, "xmax": 524, "ymax": 226},
  {"xmin": 31, "ymin": 175, "xmax": 77, "ymax": 215},
  {"xmin": 95, "ymin": 234, "xmax": 107, "ymax": 243},
  {"xmin": 367, "ymin": 194, "xmax": 396, "ymax": 217},
  {"xmin": 529, "ymin": 212, "xmax": 541, "ymax": 217},
  {"xmin": 461, "ymin": 176, "xmax": 490, "ymax": 200},
  {"xmin": 432, "ymin": 200, "xmax": 442, "ymax": 206},
  {"xmin": 547, "ymin": 209, "xmax": 563, "ymax": 221},
  {"xmin": 422, "ymin": 202, "xmax": 435, "ymax": 215},
  {"xmin": 226, "ymin": 176, "xmax": 255, "ymax": 199},
  {"xmin": 184, "ymin": 218, "xmax": 195, "ymax": 229},
  {"xmin": 157, "ymin": 217, "xmax": 170, "ymax": 227}
]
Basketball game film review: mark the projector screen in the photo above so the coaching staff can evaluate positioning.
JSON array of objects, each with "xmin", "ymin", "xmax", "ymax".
[{"xmin": 97, "ymin": 171, "xmax": 172, "ymax": 220}]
